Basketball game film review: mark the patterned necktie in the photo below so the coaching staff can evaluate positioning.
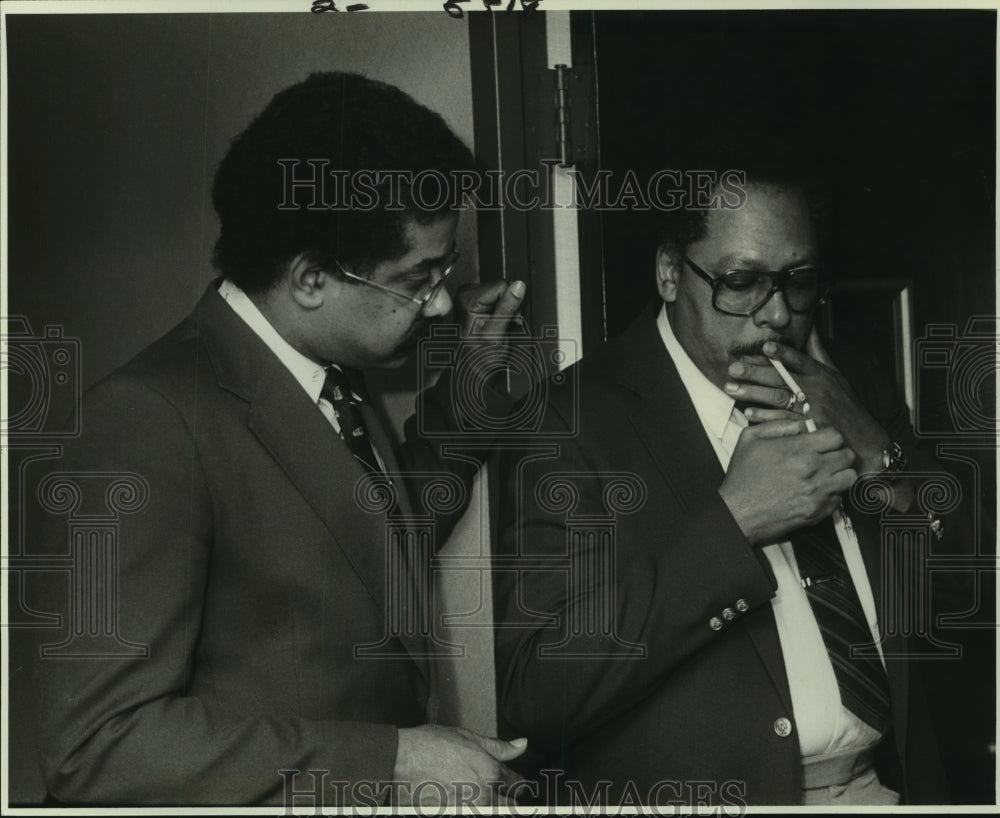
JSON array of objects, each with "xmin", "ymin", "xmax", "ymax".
[
  {"xmin": 791, "ymin": 519, "xmax": 891, "ymax": 733},
  {"xmin": 320, "ymin": 366, "xmax": 382, "ymax": 475}
]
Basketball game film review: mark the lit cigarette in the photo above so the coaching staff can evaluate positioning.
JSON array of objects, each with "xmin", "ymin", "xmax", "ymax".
[
  {"xmin": 768, "ymin": 358, "xmax": 854, "ymax": 533},
  {"xmin": 770, "ymin": 358, "xmax": 806, "ymax": 402}
]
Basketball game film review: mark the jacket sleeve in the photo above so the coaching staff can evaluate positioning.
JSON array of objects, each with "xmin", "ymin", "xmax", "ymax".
[
  {"xmin": 31, "ymin": 376, "xmax": 397, "ymax": 806},
  {"xmin": 396, "ymin": 363, "xmax": 518, "ymax": 544},
  {"xmin": 492, "ymin": 394, "xmax": 778, "ymax": 748},
  {"xmin": 834, "ymin": 346, "xmax": 977, "ymax": 609}
]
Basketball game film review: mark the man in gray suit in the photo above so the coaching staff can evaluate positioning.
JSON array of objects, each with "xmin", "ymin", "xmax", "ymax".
[{"xmin": 31, "ymin": 71, "xmax": 526, "ymax": 808}]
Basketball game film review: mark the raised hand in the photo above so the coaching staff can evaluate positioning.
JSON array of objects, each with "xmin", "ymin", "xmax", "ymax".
[
  {"xmin": 723, "ymin": 334, "xmax": 890, "ymax": 475},
  {"xmin": 455, "ymin": 280, "xmax": 526, "ymax": 337},
  {"xmin": 718, "ymin": 419, "xmax": 857, "ymax": 545}
]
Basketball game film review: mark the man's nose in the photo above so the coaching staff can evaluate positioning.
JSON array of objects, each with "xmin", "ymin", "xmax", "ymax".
[
  {"xmin": 752, "ymin": 287, "xmax": 791, "ymax": 328},
  {"xmin": 422, "ymin": 283, "xmax": 453, "ymax": 318}
]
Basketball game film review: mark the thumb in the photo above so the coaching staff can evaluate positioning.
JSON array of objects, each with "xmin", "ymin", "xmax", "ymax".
[
  {"xmin": 459, "ymin": 280, "xmax": 525, "ymax": 314},
  {"xmin": 491, "ymin": 279, "xmax": 527, "ymax": 320},
  {"xmin": 470, "ymin": 733, "xmax": 528, "ymax": 761}
]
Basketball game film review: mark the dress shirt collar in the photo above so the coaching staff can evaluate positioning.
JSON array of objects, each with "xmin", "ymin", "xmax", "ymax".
[
  {"xmin": 656, "ymin": 302, "xmax": 735, "ymax": 440},
  {"xmin": 218, "ymin": 278, "xmax": 328, "ymax": 404}
]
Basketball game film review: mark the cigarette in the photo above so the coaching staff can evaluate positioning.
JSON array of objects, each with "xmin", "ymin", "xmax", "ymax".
[
  {"xmin": 769, "ymin": 358, "xmax": 816, "ymax": 431},
  {"xmin": 769, "ymin": 358, "xmax": 851, "ymax": 533},
  {"xmin": 769, "ymin": 358, "xmax": 806, "ymax": 402}
]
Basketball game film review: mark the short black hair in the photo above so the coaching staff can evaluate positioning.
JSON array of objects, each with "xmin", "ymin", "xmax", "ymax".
[
  {"xmin": 657, "ymin": 141, "xmax": 832, "ymax": 264},
  {"xmin": 212, "ymin": 72, "xmax": 475, "ymax": 293}
]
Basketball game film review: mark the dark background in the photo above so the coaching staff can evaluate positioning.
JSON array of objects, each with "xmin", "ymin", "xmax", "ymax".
[
  {"xmin": 587, "ymin": 10, "xmax": 995, "ymax": 803},
  {"xmin": 593, "ymin": 10, "xmax": 995, "ymax": 348}
]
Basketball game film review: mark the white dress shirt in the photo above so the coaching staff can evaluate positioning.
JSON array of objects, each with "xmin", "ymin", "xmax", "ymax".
[
  {"xmin": 218, "ymin": 279, "xmax": 381, "ymax": 466},
  {"xmin": 656, "ymin": 304, "xmax": 885, "ymax": 761}
]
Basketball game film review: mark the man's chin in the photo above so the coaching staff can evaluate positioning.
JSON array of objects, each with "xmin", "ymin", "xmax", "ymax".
[{"xmin": 368, "ymin": 350, "xmax": 411, "ymax": 370}]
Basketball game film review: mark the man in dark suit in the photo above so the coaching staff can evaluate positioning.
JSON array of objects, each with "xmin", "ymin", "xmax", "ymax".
[
  {"xmin": 494, "ymin": 163, "xmax": 966, "ymax": 806},
  {"xmin": 31, "ymin": 72, "xmax": 528, "ymax": 807}
]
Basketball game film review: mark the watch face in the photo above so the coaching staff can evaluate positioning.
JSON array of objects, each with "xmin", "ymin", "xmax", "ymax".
[{"xmin": 885, "ymin": 442, "xmax": 907, "ymax": 472}]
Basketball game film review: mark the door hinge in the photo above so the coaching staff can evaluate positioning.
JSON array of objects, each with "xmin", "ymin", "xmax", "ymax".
[
  {"xmin": 554, "ymin": 63, "xmax": 573, "ymax": 167},
  {"xmin": 552, "ymin": 64, "xmax": 592, "ymax": 168}
]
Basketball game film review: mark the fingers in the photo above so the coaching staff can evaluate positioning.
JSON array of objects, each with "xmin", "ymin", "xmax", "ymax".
[
  {"xmin": 728, "ymin": 360, "xmax": 786, "ymax": 389},
  {"xmin": 468, "ymin": 732, "xmax": 528, "ymax": 762},
  {"xmin": 458, "ymin": 280, "xmax": 526, "ymax": 316},
  {"xmin": 394, "ymin": 725, "xmax": 529, "ymax": 808},
  {"xmin": 763, "ymin": 340, "xmax": 817, "ymax": 374},
  {"xmin": 492, "ymin": 280, "xmax": 527, "ymax": 318},
  {"xmin": 496, "ymin": 762, "xmax": 524, "ymax": 789},
  {"xmin": 832, "ymin": 467, "xmax": 858, "ymax": 492},
  {"xmin": 809, "ymin": 426, "xmax": 846, "ymax": 453},
  {"xmin": 725, "ymin": 381, "xmax": 793, "ymax": 407},
  {"xmin": 743, "ymin": 407, "xmax": 800, "ymax": 424},
  {"xmin": 826, "ymin": 445, "xmax": 857, "ymax": 472},
  {"xmin": 457, "ymin": 280, "xmax": 526, "ymax": 337},
  {"xmin": 740, "ymin": 418, "xmax": 807, "ymax": 440}
]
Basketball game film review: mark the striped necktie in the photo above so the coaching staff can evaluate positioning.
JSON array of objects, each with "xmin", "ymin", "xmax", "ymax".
[
  {"xmin": 320, "ymin": 366, "xmax": 382, "ymax": 475},
  {"xmin": 792, "ymin": 519, "xmax": 891, "ymax": 732}
]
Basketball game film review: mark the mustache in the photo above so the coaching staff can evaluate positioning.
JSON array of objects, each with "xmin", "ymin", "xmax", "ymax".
[{"xmin": 729, "ymin": 336, "xmax": 795, "ymax": 358}]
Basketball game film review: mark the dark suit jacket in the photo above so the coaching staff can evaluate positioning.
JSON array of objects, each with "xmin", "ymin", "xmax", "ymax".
[
  {"xmin": 494, "ymin": 305, "xmax": 961, "ymax": 807},
  {"xmin": 30, "ymin": 284, "xmax": 482, "ymax": 806}
]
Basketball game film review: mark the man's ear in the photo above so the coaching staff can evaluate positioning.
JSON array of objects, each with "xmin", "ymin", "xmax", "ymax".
[
  {"xmin": 286, "ymin": 253, "xmax": 327, "ymax": 310},
  {"xmin": 656, "ymin": 247, "xmax": 681, "ymax": 303}
]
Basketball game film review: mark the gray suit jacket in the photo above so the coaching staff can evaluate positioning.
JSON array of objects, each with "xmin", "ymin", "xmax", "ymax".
[{"xmin": 30, "ymin": 283, "xmax": 483, "ymax": 806}]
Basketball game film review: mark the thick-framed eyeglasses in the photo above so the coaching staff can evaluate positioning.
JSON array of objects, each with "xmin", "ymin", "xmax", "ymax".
[
  {"xmin": 335, "ymin": 252, "xmax": 460, "ymax": 311},
  {"xmin": 683, "ymin": 255, "xmax": 830, "ymax": 317}
]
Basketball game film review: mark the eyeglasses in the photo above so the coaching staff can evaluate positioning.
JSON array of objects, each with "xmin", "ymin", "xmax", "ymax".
[
  {"xmin": 335, "ymin": 251, "xmax": 460, "ymax": 311},
  {"xmin": 683, "ymin": 255, "xmax": 830, "ymax": 317}
]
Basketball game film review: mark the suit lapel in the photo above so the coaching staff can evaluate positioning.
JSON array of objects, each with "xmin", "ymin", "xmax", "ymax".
[
  {"xmin": 195, "ymin": 285, "xmax": 389, "ymax": 614},
  {"xmin": 621, "ymin": 320, "xmax": 729, "ymax": 513},
  {"xmin": 618, "ymin": 307, "xmax": 795, "ymax": 714},
  {"xmin": 195, "ymin": 284, "xmax": 435, "ymax": 683},
  {"xmin": 247, "ymin": 359, "xmax": 390, "ymax": 615}
]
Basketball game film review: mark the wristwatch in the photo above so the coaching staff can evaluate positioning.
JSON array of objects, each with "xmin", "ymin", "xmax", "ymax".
[
  {"xmin": 880, "ymin": 441, "xmax": 944, "ymax": 540},
  {"xmin": 881, "ymin": 441, "xmax": 907, "ymax": 473}
]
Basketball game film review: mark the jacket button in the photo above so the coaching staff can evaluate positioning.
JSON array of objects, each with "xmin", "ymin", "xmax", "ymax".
[
  {"xmin": 709, "ymin": 616, "xmax": 723, "ymax": 631},
  {"xmin": 722, "ymin": 607, "xmax": 736, "ymax": 621},
  {"xmin": 735, "ymin": 598, "xmax": 749, "ymax": 613},
  {"xmin": 773, "ymin": 717, "xmax": 793, "ymax": 737}
]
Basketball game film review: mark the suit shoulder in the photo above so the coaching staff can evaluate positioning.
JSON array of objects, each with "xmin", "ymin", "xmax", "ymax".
[
  {"xmin": 87, "ymin": 311, "xmax": 211, "ymax": 410},
  {"xmin": 539, "ymin": 323, "xmax": 647, "ymax": 428}
]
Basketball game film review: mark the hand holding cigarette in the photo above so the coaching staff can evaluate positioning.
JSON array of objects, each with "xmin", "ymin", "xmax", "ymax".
[{"xmin": 724, "ymin": 338, "xmax": 893, "ymax": 476}]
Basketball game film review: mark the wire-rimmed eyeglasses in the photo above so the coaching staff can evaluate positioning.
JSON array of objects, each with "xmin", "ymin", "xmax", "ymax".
[{"xmin": 335, "ymin": 252, "xmax": 460, "ymax": 311}]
